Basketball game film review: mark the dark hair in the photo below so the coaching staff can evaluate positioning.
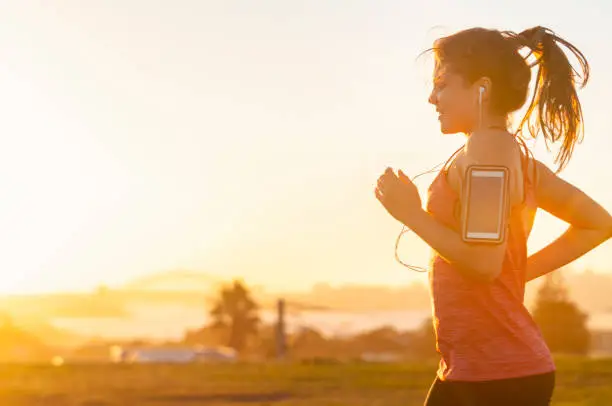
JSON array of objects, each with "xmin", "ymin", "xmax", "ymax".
[{"xmin": 428, "ymin": 26, "xmax": 589, "ymax": 172}]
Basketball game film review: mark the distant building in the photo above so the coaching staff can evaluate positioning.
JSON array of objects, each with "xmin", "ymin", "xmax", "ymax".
[
  {"xmin": 360, "ymin": 352, "xmax": 403, "ymax": 363},
  {"xmin": 590, "ymin": 330, "xmax": 612, "ymax": 358},
  {"xmin": 110, "ymin": 345, "xmax": 237, "ymax": 364},
  {"xmin": 588, "ymin": 312, "xmax": 612, "ymax": 358}
]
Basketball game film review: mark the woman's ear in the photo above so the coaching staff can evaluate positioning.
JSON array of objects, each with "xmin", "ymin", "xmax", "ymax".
[{"xmin": 475, "ymin": 77, "xmax": 492, "ymax": 100}]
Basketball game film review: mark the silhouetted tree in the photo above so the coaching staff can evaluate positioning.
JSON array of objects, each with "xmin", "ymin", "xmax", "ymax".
[
  {"xmin": 209, "ymin": 279, "xmax": 260, "ymax": 352},
  {"xmin": 532, "ymin": 273, "xmax": 590, "ymax": 355}
]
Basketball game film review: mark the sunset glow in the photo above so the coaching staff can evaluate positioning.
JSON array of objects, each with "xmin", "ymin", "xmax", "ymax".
[{"xmin": 0, "ymin": 2, "xmax": 610, "ymax": 295}]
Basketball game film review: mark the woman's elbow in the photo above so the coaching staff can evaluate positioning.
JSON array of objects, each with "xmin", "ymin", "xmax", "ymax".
[
  {"xmin": 605, "ymin": 219, "xmax": 612, "ymax": 241},
  {"xmin": 590, "ymin": 210, "xmax": 612, "ymax": 239},
  {"xmin": 584, "ymin": 221, "xmax": 612, "ymax": 244}
]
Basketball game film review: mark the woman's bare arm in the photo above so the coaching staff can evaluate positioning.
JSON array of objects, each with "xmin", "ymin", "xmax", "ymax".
[
  {"xmin": 405, "ymin": 132, "xmax": 524, "ymax": 283},
  {"xmin": 526, "ymin": 162, "xmax": 612, "ymax": 282}
]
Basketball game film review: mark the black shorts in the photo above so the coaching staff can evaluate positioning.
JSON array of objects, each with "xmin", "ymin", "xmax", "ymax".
[{"xmin": 424, "ymin": 371, "xmax": 555, "ymax": 406}]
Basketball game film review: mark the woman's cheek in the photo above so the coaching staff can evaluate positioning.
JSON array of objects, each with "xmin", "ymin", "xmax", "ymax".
[{"xmin": 436, "ymin": 88, "xmax": 448, "ymax": 104}]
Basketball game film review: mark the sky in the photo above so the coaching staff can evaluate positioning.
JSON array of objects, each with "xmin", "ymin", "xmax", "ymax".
[{"xmin": 0, "ymin": 1, "xmax": 611, "ymax": 294}]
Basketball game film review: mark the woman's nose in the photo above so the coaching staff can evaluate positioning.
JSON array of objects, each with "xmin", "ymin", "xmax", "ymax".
[{"xmin": 428, "ymin": 90, "xmax": 437, "ymax": 106}]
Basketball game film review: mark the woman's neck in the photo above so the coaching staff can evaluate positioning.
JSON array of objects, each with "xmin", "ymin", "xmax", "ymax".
[{"xmin": 465, "ymin": 116, "xmax": 508, "ymax": 136}]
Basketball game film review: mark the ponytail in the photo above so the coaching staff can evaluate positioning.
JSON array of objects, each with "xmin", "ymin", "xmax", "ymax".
[{"xmin": 512, "ymin": 26, "xmax": 589, "ymax": 172}]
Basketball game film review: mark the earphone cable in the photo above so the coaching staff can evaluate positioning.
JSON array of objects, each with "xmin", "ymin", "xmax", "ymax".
[{"xmin": 394, "ymin": 160, "xmax": 447, "ymax": 273}]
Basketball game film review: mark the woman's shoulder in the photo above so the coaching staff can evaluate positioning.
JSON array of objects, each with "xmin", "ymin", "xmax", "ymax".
[
  {"xmin": 464, "ymin": 130, "xmax": 522, "ymax": 163},
  {"xmin": 447, "ymin": 131, "xmax": 523, "ymax": 179},
  {"xmin": 452, "ymin": 130, "xmax": 528, "ymax": 206}
]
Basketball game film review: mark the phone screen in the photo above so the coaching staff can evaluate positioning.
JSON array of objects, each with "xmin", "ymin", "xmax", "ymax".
[{"xmin": 465, "ymin": 169, "xmax": 506, "ymax": 240}]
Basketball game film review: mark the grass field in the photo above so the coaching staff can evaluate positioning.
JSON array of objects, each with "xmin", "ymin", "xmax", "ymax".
[{"xmin": 0, "ymin": 357, "xmax": 609, "ymax": 405}]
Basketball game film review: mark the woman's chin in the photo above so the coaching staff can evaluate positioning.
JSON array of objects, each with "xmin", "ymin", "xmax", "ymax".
[
  {"xmin": 439, "ymin": 124, "xmax": 459, "ymax": 135},
  {"xmin": 438, "ymin": 119, "xmax": 465, "ymax": 135}
]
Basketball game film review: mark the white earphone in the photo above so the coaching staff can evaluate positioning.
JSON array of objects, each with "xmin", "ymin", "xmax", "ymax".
[{"xmin": 478, "ymin": 86, "xmax": 485, "ymax": 128}]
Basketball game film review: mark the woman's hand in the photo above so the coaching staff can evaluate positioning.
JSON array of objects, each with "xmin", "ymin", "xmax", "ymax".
[{"xmin": 374, "ymin": 167, "xmax": 423, "ymax": 227}]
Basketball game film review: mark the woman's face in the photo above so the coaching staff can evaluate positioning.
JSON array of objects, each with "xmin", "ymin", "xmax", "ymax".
[{"xmin": 428, "ymin": 63, "xmax": 479, "ymax": 134}]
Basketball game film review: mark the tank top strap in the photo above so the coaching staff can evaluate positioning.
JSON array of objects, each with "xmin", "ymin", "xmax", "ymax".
[
  {"xmin": 509, "ymin": 129, "xmax": 537, "ymax": 181},
  {"xmin": 441, "ymin": 145, "xmax": 465, "ymax": 173}
]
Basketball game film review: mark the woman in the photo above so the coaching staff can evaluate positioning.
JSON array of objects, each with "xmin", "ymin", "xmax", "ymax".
[{"xmin": 375, "ymin": 26, "xmax": 612, "ymax": 405}]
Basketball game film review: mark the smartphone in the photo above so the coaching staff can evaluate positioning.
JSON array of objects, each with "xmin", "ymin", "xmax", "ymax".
[{"xmin": 461, "ymin": 165, "xmax": 509, "ymax": 244}]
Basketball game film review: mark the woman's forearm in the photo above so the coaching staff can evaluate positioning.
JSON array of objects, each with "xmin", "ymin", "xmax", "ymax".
[
  {"xmin": 405, "ymin": 209, "xmax": 503, "ymax": 282},
  {"xmin": 526, "ymin": 226, "xmax": 611, "ymax": 282}
]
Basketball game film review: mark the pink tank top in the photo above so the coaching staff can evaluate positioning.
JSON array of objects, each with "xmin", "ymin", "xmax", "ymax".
[{"xmin": 425, "ymin": 148, "xmax": 555, "ymax": 382}]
